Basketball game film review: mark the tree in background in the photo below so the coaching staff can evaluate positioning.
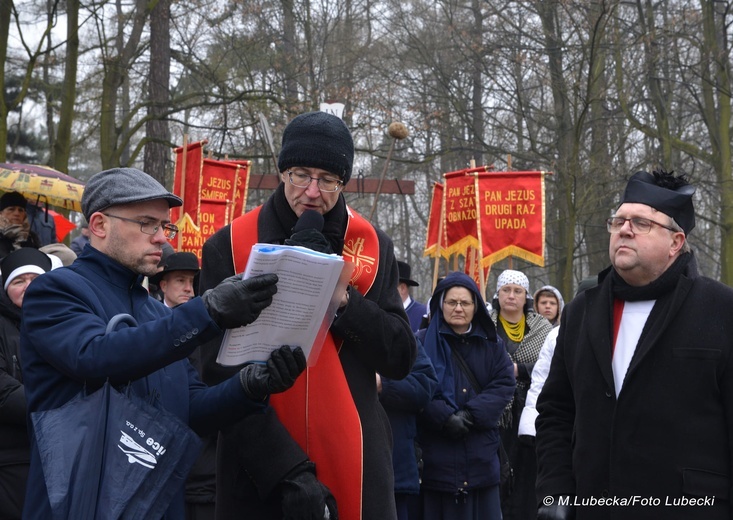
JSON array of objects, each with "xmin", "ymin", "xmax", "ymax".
[{"xmin": 6, "ymin": 0, "xmax": 733, "ymax": 294}]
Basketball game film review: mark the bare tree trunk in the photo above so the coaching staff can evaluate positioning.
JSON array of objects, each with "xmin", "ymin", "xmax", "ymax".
[
  {"xmin": 0, "ymin": 0, "xmax": 12, "ymax": 162},
  {"xmin": 699, "ymin": 0, "xmax": 733, "ymax": 283},
  {"xmin": 52, "ymin": 0, "xmax": 79, "ymax": 173},
  {"xmin": 584, "ymin": 0, "xmax": 615, "ymax": 277},
  {"xmin": 537, "ymin": 0, "xmax": 579, "ymax": 298},
  {"xmin": 470, "ymin": 0, "xmax": 483, "ymax": 166},
  {"xmin": 281, "ymin": 0, "xmax": 299, "ymax": 107},
  {"xmin": 44, "ymin": 0, "xmax": 56, "ymax": 163},
  {"xmin": 0, "ymin": 1, "xmax": 54, "ymax": 162},
  {"xmin": 99, "ymin": 0, "xmax": 152, "ymax": 168},
  {"xmin": 144, "ymin": 0, "xmax": 171, "ymax": 184}
]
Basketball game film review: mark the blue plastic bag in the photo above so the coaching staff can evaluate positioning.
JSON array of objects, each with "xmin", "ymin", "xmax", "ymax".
[{"xmin": 31, "ymin": 380, "xmax": 202, "ymax": 520}]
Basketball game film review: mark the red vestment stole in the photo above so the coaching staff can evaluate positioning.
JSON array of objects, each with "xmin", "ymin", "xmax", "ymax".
[{"xmin": 231, "ymin": 205, "xmax": 379, "ymax": 520}]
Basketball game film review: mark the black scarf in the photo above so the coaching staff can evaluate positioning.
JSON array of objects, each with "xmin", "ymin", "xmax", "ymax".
[
  {"xmin": 611, "ymin": 252, "xmax": 692, "ymax": 302},
  {"xmin": 261, "ymin": 183, "xmax": 347, "ymax": 254}
]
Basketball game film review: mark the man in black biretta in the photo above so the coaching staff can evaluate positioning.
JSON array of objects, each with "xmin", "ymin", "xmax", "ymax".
[{"xmin": 536, "ymin": 169, "xmax": 733, "ymax": 520}]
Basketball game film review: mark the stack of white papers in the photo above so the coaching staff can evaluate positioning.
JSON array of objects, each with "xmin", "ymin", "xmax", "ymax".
[{"xmin": 216, "ymin": 244, "xmax": 352, "ymax": 366}]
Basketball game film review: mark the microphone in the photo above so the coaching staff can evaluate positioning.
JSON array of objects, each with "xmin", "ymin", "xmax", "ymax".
[
  {"xmin": 292, "ymin": 209, "xmax": 324, "ymax": 234},
  {"xmin": 286, "ymin": 210, "xmax": 332, "ymax": 253}
]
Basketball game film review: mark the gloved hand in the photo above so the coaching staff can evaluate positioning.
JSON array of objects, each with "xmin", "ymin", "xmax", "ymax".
[
  {"xmin": 285, "ymin": 228, "xmax": 333, "ymax": 254},
  {"xmin": 239, "ymin": 345, "xmax": 307, "ymax": 400},
  {"xmin": 456, "ymin": 409, "xmax": 473, "ymax": 425},
  {"xmin": 537, "ymin": 500, "xmax": 576, "ymax": 520},
  {"xmin": 443, "ymin": 410, "xmax": 474, "ymax": 439},
  {"xmin": 201, "ymin": 273, "xmax": 278, "ymax": 329},
  {"xmin": 280, "ymin": 462, "xmax": 338, "ymax": 520}
]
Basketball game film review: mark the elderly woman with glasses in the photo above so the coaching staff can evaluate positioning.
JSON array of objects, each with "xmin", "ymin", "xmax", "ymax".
[
  {"xmin": 417, "ymin": 272, "xmax": 515, "ymax": 519},
  {"xmin": 490, "ymin": 269, "xmax": 553, "ymax": 519}
]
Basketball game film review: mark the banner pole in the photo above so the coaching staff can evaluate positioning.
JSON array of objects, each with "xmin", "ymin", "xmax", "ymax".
[
  {"xmin": 177, "ymin": 134, "xmax": 189, "ymax": 252},
  {"xmin": 433, "ymin": 180, "xmax": 447, "ymax": 291},
  {"xmin": 368, "ymin": 138, "xmax": 396, "ymax": 222}
]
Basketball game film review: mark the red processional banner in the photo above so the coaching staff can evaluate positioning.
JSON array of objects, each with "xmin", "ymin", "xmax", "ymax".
[
  {"xmin": 476, "ymin": 171, "xmax": 545, "ymax": 267},
  {"xmin": 423, "ymin": 182, "xmax": 447, "ymax": 258},
  {"xmin": 171, "ymin": 142, "xmax": 250, "ymax": 259},
  {"xmin": 441, "ymin": 172, "xmax": 480, "ymax": 256},
  {"xmin": 171, "ymin": 140, "xmax": 205, "ymax": 225},
  {"xmin": 423, "ymin": 168, "xmax": 546, "ymax": 270}
]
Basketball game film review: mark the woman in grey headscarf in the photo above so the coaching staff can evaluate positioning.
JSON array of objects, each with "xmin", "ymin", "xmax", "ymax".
[{"xmin": 532, "ymin": 285, "xmax": 564, "ymax": 327}]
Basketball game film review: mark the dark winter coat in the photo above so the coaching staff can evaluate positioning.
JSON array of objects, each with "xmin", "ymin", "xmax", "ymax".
[
  {"xmin": 0, "ymin": 290, "xmax": 28, "ymax": 520},
  {"xmin": 379, "ymin": 342, "xmax": 438, "ymax": 495},
  {"xmin": 418, "ymin": 272, "xmax": 516, "ymax": 493},
  {"xmin": 20, "ymin": 246, "xmax": 266, "ymax": 520},
  {"xmin": 26, "ymin": 204, "xmax": 57, "ymax": 247},
  {"xmin": 536, "ymin": 256, "xmax": 733, "ymax": 519},
  {"xmin": 404, "ymin": 298, "xmax": 427, "ymax": 332},
  {"xmin": 198, "ymin": 188, "xmax": 416, "ymax": 520},
  {"xmin": 70, "ymin": 234, "xmax": 89, "ymax": 256},
  {"xmin": 0, "ymin": 291, "xmax": 27, "ymax": 466}
]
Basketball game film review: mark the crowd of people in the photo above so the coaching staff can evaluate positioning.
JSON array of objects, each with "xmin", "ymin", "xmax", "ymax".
[{"xmin": 0, "ymin": 109, "xmax": 729, "ymax": 520}]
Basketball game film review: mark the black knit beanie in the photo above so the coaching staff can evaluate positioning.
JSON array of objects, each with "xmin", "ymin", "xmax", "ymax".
[
  {"xmin": 278, "ymin": 111, "xmax": 354, "ymax": 184},
  {"xmin": 0, "ymin": 191, "xmax": 27, "ymax": 211}
]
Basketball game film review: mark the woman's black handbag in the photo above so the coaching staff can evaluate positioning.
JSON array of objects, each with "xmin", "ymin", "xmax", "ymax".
[{"xmin": 498, "ymin": 436, "xmax": 515, "ymax": 501}]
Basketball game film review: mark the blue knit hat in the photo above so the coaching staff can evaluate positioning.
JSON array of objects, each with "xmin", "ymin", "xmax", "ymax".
[{"xmin": 278, "ymin": 111, "xmax": 354, "ymax": 184}]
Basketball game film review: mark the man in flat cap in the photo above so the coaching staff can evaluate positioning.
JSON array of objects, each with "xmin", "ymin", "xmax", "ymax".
[
  {"xmin": 536, "ymin": 169, "xmax": 733, "ymax": 520},
  {"xmin": 199, "ymin": 111, "xmax": 416, "ymax": 520},
  {"xmin": 20, "ymin": 167, "xmax": 307, "ymax": 519}
]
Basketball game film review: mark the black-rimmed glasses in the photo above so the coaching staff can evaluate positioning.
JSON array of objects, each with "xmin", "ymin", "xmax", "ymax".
[
  {"xmin": 606, "ymin": 217, "xmax": 677, "ymax": 235},
  {"xmin": 103, "ymin": 213, "xmax": 178, "ymax": 239}
]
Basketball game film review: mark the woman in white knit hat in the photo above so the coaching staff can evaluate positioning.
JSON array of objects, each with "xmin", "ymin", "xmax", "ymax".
[
  {"xmin": 0, "ymin": 247, "xmax": 52, "ymax": 519},
  {"xmin": 490, "ymin": 269, "xmax": 553, "ymax": 520}
]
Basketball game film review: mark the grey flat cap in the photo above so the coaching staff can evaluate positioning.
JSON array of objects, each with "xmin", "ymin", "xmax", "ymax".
[{"xmin": 82, "ymin": 168, "xmax": 182, "ymax": 220}]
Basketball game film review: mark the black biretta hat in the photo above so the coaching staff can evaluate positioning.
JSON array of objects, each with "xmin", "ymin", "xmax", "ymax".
[{"xmin": 621, "ymin": 169, "xmax": 696, "ymax": 234}]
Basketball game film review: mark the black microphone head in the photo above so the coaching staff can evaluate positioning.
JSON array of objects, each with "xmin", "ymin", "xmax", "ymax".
[{"xmin": 293, "ymin": 209, "xmax": 324, "ymax": 233}]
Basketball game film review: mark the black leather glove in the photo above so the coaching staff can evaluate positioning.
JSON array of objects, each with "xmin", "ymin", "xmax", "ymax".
[
  {"xmin": 239, "ymin": 345, "xmax": 307, "ymax": 400},
  {"xmin": 537, "ymin": 501, "xmax": 576, "ymax": 520},
  {"xmin": 280, "ymin": 462, "xmax": 338, "ymax": 520},
  {"xmin": 285, "ymin": 228, "xmax": 333, "ymax": 254},
  {"xmin": 456, "ymin": 409, "xmax": 473, "ymax": 426},
  {"xmin": 443, "ymin": 410, "xmax": 474, "ymax": 439},
  {"xmin": 201, "ymin": 273, "xmax": 278, "ymax": 329}
]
